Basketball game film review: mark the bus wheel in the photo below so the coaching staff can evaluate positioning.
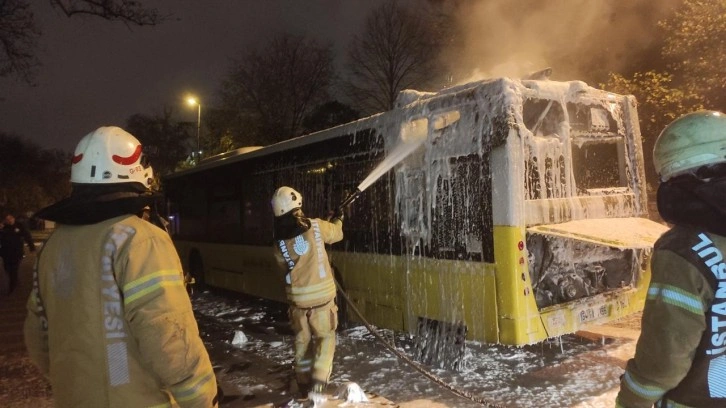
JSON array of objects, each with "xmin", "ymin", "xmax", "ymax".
[{"xmin": 189, "ymin": 251, "xmax": 206, "ymax": 292}]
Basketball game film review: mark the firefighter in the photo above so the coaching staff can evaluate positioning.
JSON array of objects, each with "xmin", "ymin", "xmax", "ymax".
[
  {"xmin": 271, "ymin": 186, "xmax": 343, "ymax": 400},
  {"xmin": 24, "ymin": 126, "xmax": 218, "ymax": 407},
  {"xmin": 616, "ymin": 111, "xmax": 726, "ymax": 407}
]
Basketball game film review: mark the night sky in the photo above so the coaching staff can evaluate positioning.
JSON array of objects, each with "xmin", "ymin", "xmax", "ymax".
[
  {"xmin": 0, "ymin": 0, "xmax": 677, "ymax": 153},
  {"xmin": 0, "ymin": 0, "xmax": 382, "ymax": 153}
]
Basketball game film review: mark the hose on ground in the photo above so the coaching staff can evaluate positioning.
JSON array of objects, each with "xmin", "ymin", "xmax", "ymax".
[{"xmin": 334, "ymin": 278, "xmax": 507, "ymax": 408}]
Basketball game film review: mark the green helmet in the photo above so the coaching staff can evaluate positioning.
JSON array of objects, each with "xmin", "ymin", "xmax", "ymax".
[{"xmin": 653, "ymin": 110, "xmax": 726, "ymax": 181}]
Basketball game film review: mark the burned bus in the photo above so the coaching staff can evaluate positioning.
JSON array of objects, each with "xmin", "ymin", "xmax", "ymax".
[{"xmin": 163, "ymin": 77, "xmax": 667, "ymax": 347}]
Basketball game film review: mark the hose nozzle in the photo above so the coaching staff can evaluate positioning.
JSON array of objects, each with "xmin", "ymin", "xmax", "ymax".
[{"xmin": 339, "ymin": 189, "xmax": 362, "ymax": 211}]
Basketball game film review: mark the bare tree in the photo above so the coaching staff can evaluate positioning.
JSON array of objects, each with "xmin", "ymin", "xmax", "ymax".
[
  {"xmin": 125, "ymin": 107, "xmax": 191, "ymax": 176},
  {"xmin": 221, "ymin": 33, "xmax": 334, "ymax": 144},
  {"xmin": 343, "ymin": 0, "xmax": 441, "ymax": 114},
  {"xmin": 50, "ymin": 0, "xmax": 162, "ymax": 24},
  {"xmin": 0, "ymin": 0, "xmax": 40, "ymax": 83},
  {"xmin": 0, "ymin": 132, "xmax": 71, "ymax": 214},
  {"xmin": 0, "ymin": 0, "xmax": 163, "ymax": 84}
]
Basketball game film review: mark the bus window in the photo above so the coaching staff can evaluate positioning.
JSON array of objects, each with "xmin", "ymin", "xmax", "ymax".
[
  {"xmin": 399, "ymin": 169, "xmax": 427, "ymax": 254},
  {"xmin": 522, "ymin": 98, "xmax": 569, "ymax": 199},
  {"xmin": 523, "ymin": 99, "xmax": 564, "ymax": 137},
  {"xmin": 568, "ymin": 103, "xmax": 617, "ymax": 132},
  {"xmin": 241, "ymin": 173, "xmax": 274, "ymax": 245},
  {"xmin": 337, "ymin": 138, "xmax": 396, "ymax": 255},
  {"xmin": 343, "ymin": 171, "xmax": 397, "ymax": 255},
  {"xmin": 525, "ymin": 154, "xmax": 541, "ymax": 200},
  {"xmin": 430, "ymin": 154, "xmax": 493, "ymax": 262},
  {"xmin": 568, "ymin": 103, "xmax": 629, "ymax": 194},
  {"xmin": 526, "ymin": 136, "xmax": 567, "ymax": 200},
  {"xmin": 208, "ymin": 182, "xmax": 240, "ymax": 243},
  {"xmin": 571, "ymin": 139, "xmax": 627, "ymax": 192},
  {"xmin": 177, "ymin": 182, "xmax": 207, "ymax": 240}
]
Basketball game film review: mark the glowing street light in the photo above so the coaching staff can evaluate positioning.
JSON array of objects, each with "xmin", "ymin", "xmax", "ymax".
[{"xmin": 186, "ymin": 96, "xmax": 201, "ymax": 153}]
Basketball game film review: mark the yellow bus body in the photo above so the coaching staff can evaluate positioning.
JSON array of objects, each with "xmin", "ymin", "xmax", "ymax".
[{"xmin": 173, "ymin": 222, "xmax": 659, "ymax": 345}]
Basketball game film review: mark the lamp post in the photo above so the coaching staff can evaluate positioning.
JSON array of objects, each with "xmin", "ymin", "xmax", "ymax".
[{"xmin": 186, "ymin": 97, "xmax": 201, "ymax": 153}]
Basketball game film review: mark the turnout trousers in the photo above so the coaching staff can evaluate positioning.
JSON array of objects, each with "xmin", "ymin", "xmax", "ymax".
[{"xmin": 289, "ymin": 300, "xmax": 338, "ymax": 386}]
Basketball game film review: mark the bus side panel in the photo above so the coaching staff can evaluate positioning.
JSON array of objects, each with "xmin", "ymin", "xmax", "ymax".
[
  {"xmin": 172, "ymin": 239, "xmax": 194, "ymax": 278},
  {"xmin": 404, "ymin": 257, "xmax": 499, "ymax": 343},
  {"xmin": 490, "ymin": 130, "xmax": 548, "ymax": 345},
  {"xmin": 207, "ymin": 245, "xmax": 284, "ymax": 302},
  {"xmin": 173, "ymin": 240, "xmax": 286, "ymax": 302},
  {"xmin": 623, "ymin": 95, "xmax": 649, "ymax": 213},
  {"xmin": 332, "ymin": 252, "xmax": 500, "ymax": 343},
  {"xmin": 493, "ymin": 225, "xmax": 547, "ymax": 345},
  {"xmin": 331, "ymin": 251, "xmax": 407, "ymax": 332}
]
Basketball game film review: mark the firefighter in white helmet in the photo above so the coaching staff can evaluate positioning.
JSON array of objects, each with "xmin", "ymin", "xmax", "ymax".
[
  {"xmin": 271, "ymin": 186, "xmax": 344, "ymax": 401},
  {"xmin": 25, "ymin": 126, "xmax": 218, "ymax": 407},
  {"xmin": 616, "ymin": 111, "xmax": 726, "ymax": 407}
]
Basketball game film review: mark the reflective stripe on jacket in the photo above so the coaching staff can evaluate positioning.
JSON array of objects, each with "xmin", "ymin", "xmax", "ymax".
[{"xmin": 24, "ymin": 215, "xmax": 217, "ymax": 408}]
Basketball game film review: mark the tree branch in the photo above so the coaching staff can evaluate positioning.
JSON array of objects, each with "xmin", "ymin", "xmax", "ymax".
[{"xmin": 50, "ymin": 0, "xmax": 165, "ymax": 26}]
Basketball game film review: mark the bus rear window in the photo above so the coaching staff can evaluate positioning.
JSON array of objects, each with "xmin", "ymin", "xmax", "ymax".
[{"xmin": 571, "ymin": 139, "xmax": 626, "ymax": 191}]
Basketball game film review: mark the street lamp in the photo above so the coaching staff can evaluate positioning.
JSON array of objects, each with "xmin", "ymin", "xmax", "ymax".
[{"xmin": 186, "ymin": 96, "xmax": 201, "ymax": 153}]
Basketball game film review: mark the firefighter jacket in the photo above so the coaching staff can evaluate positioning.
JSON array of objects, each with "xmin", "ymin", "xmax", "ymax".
[
  {"xmin": 23, "ymin": 214, "xmax": 218, "ymax": 408},
  {"xmin": 274, "ymin": 217, "xmax": 343, "ymax": 308},
  {"xmin": 616, "ymin": 225, "xmax": 726, "ymax": 408}
]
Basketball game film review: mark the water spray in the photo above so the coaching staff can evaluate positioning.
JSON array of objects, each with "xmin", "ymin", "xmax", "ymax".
[{"xmin": 337, "ymin": 111, "xmax": 461, "ymax": 211}]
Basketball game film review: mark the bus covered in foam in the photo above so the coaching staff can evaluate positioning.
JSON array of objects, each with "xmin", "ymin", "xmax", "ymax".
[{"xmin": 163, "ymin": 76, "xmax": 667, "ymax": 351}]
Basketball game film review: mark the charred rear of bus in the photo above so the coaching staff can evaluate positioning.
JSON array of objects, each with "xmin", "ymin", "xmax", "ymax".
[
  {"xmin": 527, "ymin": 234, "xmax": 638, "ymax": 308},
  {"xmin": 520, "ymin": 81, "xmax": 664, "ymax": 316}
]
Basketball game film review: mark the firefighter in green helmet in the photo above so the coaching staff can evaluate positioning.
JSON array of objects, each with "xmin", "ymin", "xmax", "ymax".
[
  {"xmin": 271, "ymin": 186, "xmax": 344, "ymax": 402},
  {"xmin": 616, "ymin": 111, "xmax": 726, "ymax": 407}
]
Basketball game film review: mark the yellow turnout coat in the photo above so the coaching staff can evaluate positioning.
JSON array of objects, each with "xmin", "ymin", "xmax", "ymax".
[{"xmin": 24, "ymin": 215, "xmax": 217, "ymax": 407}]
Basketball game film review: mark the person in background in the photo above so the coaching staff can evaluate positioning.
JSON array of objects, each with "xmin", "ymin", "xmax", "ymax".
[
  {"xmin": 1, "ymin": 212, "xmax": 36, "ymax": 294},
  {"xmin": 139, "ymin": 205, "xmax": 152, "ymax": 221},
  {"xmin": 271, "ymin": 186, "xmax": 344, "ymax": 402},
  {"xmin": 24, "ymin": 126, "xmax": 218, "ymax": 408},
  {"xmin": 616, "ymin": 110, "xmax": 726, "ymax": 407}
]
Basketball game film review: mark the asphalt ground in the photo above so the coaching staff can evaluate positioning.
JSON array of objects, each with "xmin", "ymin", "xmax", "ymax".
[
  {"xmin": 0, "ymin": 239, "xmax": 640, "ymax": 408},
  {"xmin": 0, "ymin": 248, "xmax": 53, "ymax": 408},
  {"xmin": 0, "ymin": 246, "xmax": 396, "ymax": 408}
]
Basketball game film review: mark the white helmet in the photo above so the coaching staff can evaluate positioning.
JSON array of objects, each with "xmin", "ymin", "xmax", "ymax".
[
  {"xmin": 71, "ymin": 126, "xmax": 153, "ymax": 188},
  {"xmin": 271, "ymin": 186, "xmax": 302, "ymax": 216}
]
